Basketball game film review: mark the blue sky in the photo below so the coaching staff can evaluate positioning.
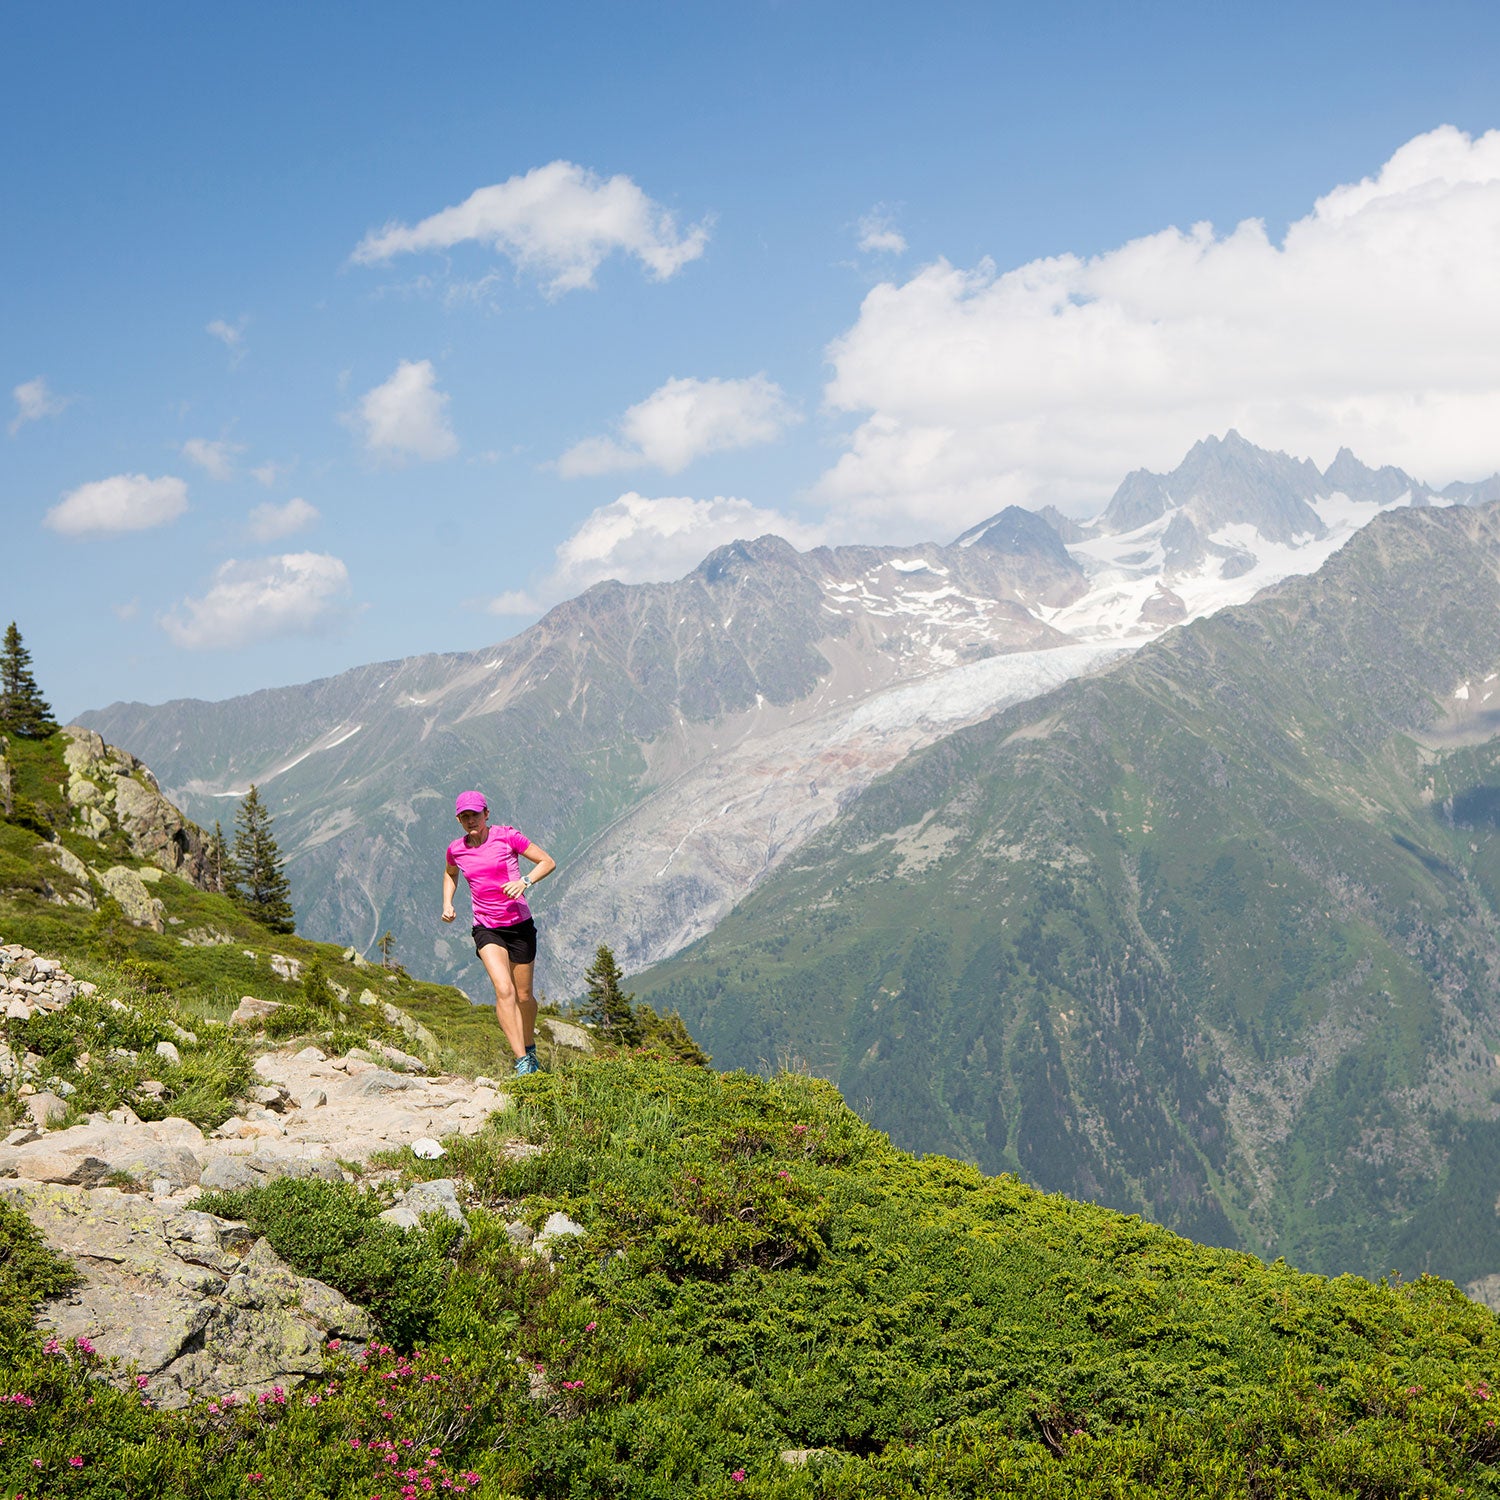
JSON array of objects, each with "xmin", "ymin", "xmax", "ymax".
[{"xmin": 6, "ymin": 1, "xmax": 1500, "ymax": 718}]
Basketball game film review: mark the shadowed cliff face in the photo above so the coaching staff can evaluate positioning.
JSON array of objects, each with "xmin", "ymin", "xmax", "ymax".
[{"xmin": 639, "ymin": 501, "xmax": 1500, "ymax": 1286}]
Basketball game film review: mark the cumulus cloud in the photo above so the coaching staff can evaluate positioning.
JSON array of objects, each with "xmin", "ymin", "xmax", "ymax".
[
  {"xmin": 247, "ymin": 496, "xmax": 319, "ymax": 542},
  {"xmin": 349, "ymin": 359, "xmax": 458, "ymax": 463},
  {"xmin": 487, "ymin": 491, "xmax": 826, "ymax": 614},
  {"xmin": 351, "ymin": 160, "xmax": 710, "ymax": 297},
  {"xmin": 161, "ymin": 552, "xmax": 351, "ymax": 649},
  {"xmin": 558, "ymin": 375, "xmax": 797, "ymax": 476},
  {"xmin": 44, "ymin": 474, "xmax": 188, "ymax": 536},
  {"xmin": 207, "ymin": 316, "xmax": 248, "ymax": 363},
  {"xmin": 857, "ymin": 207, "xmax": 907, "ymax": 255},
  {"xmin": 9, "ymin": 376, "xmax": 70, "ymax": 435},
  {"xmin": 818, "ymin": 124, "xmax": 1500, "ymax": 533},
  {"xmin": 181, "ymin": 437, "xmax": 244, "ymax": 480}
]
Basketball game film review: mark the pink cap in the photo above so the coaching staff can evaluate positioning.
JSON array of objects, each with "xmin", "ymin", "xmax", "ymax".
[{"xmin": 455, "ymin": 791, "xmax": 488, "ymax": 814}]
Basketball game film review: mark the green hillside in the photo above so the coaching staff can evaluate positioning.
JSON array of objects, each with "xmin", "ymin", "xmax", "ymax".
[
  {"xmin": 8, "ymin": 1053, "xmax": 1500, "ymax": 1497},
  {"xmin": 8, "ymin": 716, "xmax": 1500, "ymax": 1496},
  {"xmin": 639, "ymin": 502, "xmax": 1500, "ymax": 1286}
]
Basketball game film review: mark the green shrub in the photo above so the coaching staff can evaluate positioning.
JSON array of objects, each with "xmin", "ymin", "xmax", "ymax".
[
  {"xmin": 195, "ymin": 1177, "xmax": 463, "ymax": 1348},
  {"xmin": 0, "ymin": 1199, "xmax": 79, "ymax": 1353}
]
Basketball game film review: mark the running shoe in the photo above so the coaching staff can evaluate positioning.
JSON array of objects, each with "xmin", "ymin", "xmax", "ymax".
[{"xmin": 513, "ymin": 1053, "xmax": 541, "ymax": 1077}]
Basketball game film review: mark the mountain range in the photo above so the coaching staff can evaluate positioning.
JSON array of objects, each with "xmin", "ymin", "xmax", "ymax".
[
  {"xmin": 81, "ymin": 433, "xmax": 1497, "ymax": 1010},
  {"xmin": 638, "ymin": 497, "xmax": 1500, "ymax": 1289}
]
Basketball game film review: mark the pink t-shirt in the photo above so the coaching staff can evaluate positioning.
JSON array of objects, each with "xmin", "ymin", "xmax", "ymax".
[{"xmin": 446, "ymin": 825, "xmax": 533, "ymax": 928}]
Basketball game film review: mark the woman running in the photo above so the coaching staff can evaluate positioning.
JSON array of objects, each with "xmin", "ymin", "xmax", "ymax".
[{"xmin": 441, "ymin": 790, "xmax": 556, "ymax": 1076}]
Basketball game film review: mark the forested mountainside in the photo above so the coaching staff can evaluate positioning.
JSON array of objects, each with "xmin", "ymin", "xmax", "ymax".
[{"xmin": 639, "ymin": 500, "xmax": 1500, "ymax": 1290}]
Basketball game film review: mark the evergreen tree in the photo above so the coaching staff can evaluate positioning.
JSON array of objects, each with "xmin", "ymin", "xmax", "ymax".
[
  {"xmin": 0, "ymin": 623, "xmax": 58, "ymax": 740},
  {"xmin": 302, "ymin": 958, "xmax": 334, "ymax": 1010},
  {"xmin": 205, "ymin": 820, "xmax": 230, "ymax": 894},
  {"xmin": 378, "ymin": 930, "xmax": 396, "ymax": 967},
  {"xmin": 229, "ymin": 784, "xmax": 296, "ymax": 934},
  {"xmin": 579, "ymin": 944, "xmax": 643, "ymax": 1046}
]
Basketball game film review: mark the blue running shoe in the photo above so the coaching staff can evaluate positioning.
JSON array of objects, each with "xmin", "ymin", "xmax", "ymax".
[{"xmin": 513, "ymin": 1053, "xmax": 540, "ymax": 1077}]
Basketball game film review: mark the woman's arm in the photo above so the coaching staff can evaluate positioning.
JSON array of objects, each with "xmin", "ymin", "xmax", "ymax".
[
  {"xmin": 441, "ymin": 863, "xmax": 460, "ymax": 922},
  {"xmin": 503, "ymin": 843, "xmax": 555, "ymax": 899}
]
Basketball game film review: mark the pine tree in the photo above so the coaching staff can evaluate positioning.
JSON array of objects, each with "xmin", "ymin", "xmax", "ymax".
[
  {"xmin": 229, "ymin": 784, "xmax": 296, "ymax": 934},
  {"xmin": 378, "ymin": 930, "xmax": 396, "ymax": 968},
  {"xmin": 205, "ymin": 820, "xmax": 230, "ymax": 894},
  {"xmin": 579, "ymin": 944, "xmax": 643, "ymax": 1046},
  {"xmin": 0, "ymin": 623, "xmax": 58, "ymax": 740}
]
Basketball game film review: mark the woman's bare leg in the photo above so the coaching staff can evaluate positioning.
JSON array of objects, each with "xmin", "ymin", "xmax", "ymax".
[
  {"xmin": 511, "ymin": 960, "xmax": 538, "ymax": 1051},
  {"xmin": 478, "ymin": 943, "xmax": 527, "ymax": 1059}
]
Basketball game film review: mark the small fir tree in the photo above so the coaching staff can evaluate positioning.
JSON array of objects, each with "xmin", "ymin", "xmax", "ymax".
[
  {"xmin": 205, "ymin": 820, "xmax": 230, "ymax": 894},
  {"xmin": 302, "ymin": 958, "xmax": 333, "ymax": 1010},
  {"xmin": 579, "ymin": 943, "xmax": 643, "ymax": 1046},
  {"xmin": 230, "ymin": 783, "xmax": 296, "ymax": 934},
  {"xmin": 0, "ymin": 623, "xmax": 58, "ymax": 740},
  {"xmin": 377, "ymin": 930, "xmax": 396, "ymax": 968}
]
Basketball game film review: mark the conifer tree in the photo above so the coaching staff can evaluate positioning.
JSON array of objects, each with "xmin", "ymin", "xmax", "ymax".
[
  {"xmin": 0, "ymin": 623, "xmax": 58, "ymax": 739},
  {"xmin": 377, "ymin": 930, "xmax": 396, "ymax": 967},
  {"xmin": 579, "ymin": 943, "xmax": 643, "ymax": 1045},
  {"xmin": 205, "ymin": 820, "xmax": 230, "ymax": 894},
  {"xmin": 229, "ymin": 783, "xmax": 296, "ymax": 934}
]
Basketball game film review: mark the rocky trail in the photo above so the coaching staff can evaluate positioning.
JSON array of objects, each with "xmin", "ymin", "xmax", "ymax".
[{"xmin": 1, "ymin": 939, "xmax": 589, "ymax": 1409}]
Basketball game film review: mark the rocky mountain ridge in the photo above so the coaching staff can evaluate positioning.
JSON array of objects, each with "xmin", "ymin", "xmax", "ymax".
[
  {"xmin": 638, "ymin": 498, "xmax": 1500, "ymax": 1288},
  {"xmin": 79, "ymin": 435, "xmax": 1500, "ymax": 1006}
]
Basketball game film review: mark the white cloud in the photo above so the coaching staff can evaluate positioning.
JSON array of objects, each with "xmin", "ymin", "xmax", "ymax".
[
  {"xmin": 349, "ymin": 359, "xmax": 458, "ymax": 463},
  {"xmin": 161, "ymin": 552, "xmax": 351, "ymax": 649},
  {"xmin": 250, "ymin": 460, "xmax": 287, "ymax": 487},
  {"xmin": 487, "ymin": 491, "xmax": 826, "ymax": 615},
  {"xmin": 9, "ymin": 376, "xmax": 70, "ymax": 435},
  {"xmin": 44, "ymin": 474, "xmax": 188, "ymax": 536},
  {"xmin": 818, "ymin": 124, "xmax": 1500, "ymax": 533},
  {"xmin": 207, "ymin": 316, "xmax": 248, "ymax": 363},
  {"xmin": 181, "ymin": 437, "xmax": 244, "ymax": 480},
  {"xmin": 558, "ymin": 375, "xmax": 797, "ymax": 477},
  {"xmin": 857, "ymin": 208, "xmax": 907, "ymax": 255},
  {"xmin": 247, "ymin": 496, "xmax": 319, "ymax": 542},
  {"xmin": 351, "ymin": 160, "xmax": 710, "ymax": 297}
]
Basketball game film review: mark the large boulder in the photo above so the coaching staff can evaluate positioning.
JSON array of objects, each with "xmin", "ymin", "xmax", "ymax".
[
  {"xmin": 99, "ymin": 866, "xmax": 166, "ymax": 932},
  {"xmin": 61, "ymin": 727, "xmax": 209, "ymax": 885},
  {"xmin": 6, "ymin": 1180, "xmax": 370, "ymax": 1408}
]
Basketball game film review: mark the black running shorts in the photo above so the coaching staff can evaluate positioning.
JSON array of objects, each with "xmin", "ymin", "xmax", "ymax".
[{"xmin": 472, "ymin": 917, "xmax": 538, "ymax": 964}]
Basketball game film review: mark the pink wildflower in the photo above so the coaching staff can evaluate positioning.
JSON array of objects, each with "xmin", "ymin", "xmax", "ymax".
[
  {"xmin": 135, "ymin": 1375, "xmax": 149, "ymax": 1389},
  {"xmin": 328, "ymin": 1338, "xmax": 341, "ymax": 1350},
  {"xmin": 585, "ymin": 1322, "xmax": 597, "ymax": 1333},
  {"xmin": 731, "ymin": 1471, "xmax": 746, "ymax": 1483},
  {"xmin": 68, "ymin": 1458, "xmax": 83, "ymax": 1469},
  {"xmin": 42, "ymin": 1338, "xmax": 61, "ymax": 1355},
  {"xmin": 75, "ymin": 1337, "xmax": 95, "ymax": 1356}
]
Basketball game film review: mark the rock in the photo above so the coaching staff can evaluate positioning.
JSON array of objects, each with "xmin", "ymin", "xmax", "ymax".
[
  {"xmin": 379, "ymin": 1044, "xmax": 427, "ymax": 1073},
  {"xmin": 378, "ymin": 1001, "xmax": 438, "ymax": 1052},
  {"xmin": 137, "ymin": 1080, "xmax": 166, "ymax": 1097},
  {"xmin": 543, "ymin": 1018, "xmax": 594, "ymax": 1053},
  {"xmin": 1467, "ymin": 1274, "xmax": 1500, "ymax": 1313},
  {"xmin": 292, "ymin": 1087, "xmax": 327, "ymax": 1110},
  {"xmin": 17, "ymin": 1152, "xmax": 115, "ymax": 1186},
  {"xmin": 780, "ymin": 1450, "xmax": 829, "ymax": 1466},
  {"xmin": 107, "ymin": 1106, "xmax": 143, "ymax": 1126},
  {"xmin": 248, "ymin": 1085, "xmax": 290, "ymax": 1110},
  {"xmin": 150, "ymin": 1117, "xmax": 206, "ymax": 1149},
  {"xmin": 197, "ymin": 1154, "xmax": 339, "ymax": 1192},
  {"xmin": 354, "ymin": 1070, "xmax": 418, "ymax": 1096},
  {"xmin": 4, "ymin": 1125, "xmax": 41, "ymax": 1147},
  {"xmin": 292, "ymin": 1046, "xmax": 327, "ymax": 1064},
  {"xmin": 99, "ymin": 866, "xmax": 166, "ymax": 932},
  {"xmin": 105, "ymin": 1143, "xmax": 201, "ymax": 1192},
  {"xmin": 269, "ymin": 954, "xmax": 302, "ymax": 983},
  {"xmin": 410, "ymin": 1138, "xmax": 446, "ymax": 1160},
  {"xmin": 357, "ymin": 989, "xmax": 379, "ymax": 1007},
  {"xmin": 25, "ymin": 1091, "xmax": 68, "ymax": 1129},
  {"xmin": 231, "ymin": 996, "xmax": 282, "ymax": 1025},
  {"xmin": 8, "ymin": 1180, "xmax": 369, "ymax": 1407},
  {"xmin": 378, "ymin": 1177, "xmax": 465, "ymax": 1232},
  {"xmin": 535, "ymin": 1210, "xmax": 586, "ymax": 1248},
  {"xmin": 154, "ymin": 1040, "xmax": 182, "ymax": 1066},
  {"xmin": 505, "ymin": 1220, "xmax": 535, "ymax": 1248},
  {"xmin": 4, "ymin": 998, "xmax": 32, "ymax": 1020}
]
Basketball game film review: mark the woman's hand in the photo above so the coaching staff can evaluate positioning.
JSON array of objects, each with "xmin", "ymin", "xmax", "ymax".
[
  {"xmin": 501, "ymin": 879, "xmax": 529, "ymax": 899},
  {"xmin": 441, "ymin": 905, "xmax": 456, "ymax": 923}
]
